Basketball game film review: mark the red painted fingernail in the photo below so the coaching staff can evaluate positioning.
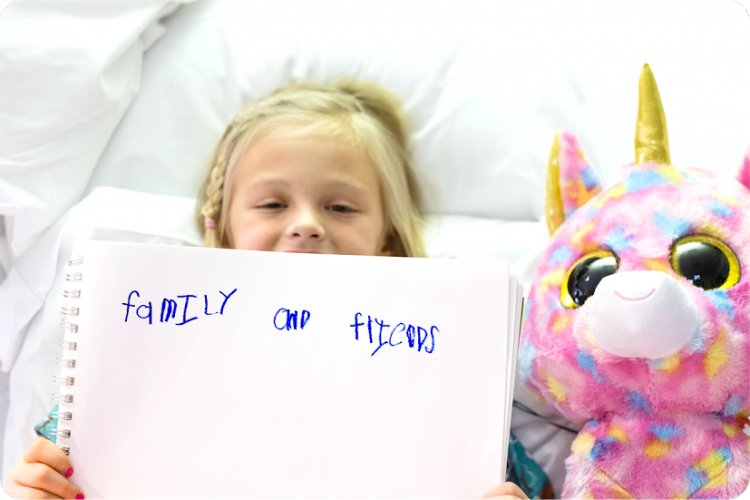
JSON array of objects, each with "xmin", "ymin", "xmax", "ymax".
[
  {"xmin": 76, "ymin": 494, "xmax": 85, "ymax": 499},
  {"xmin": 65, "ymin": 467, "xmax": 74, "ymax": 477}
]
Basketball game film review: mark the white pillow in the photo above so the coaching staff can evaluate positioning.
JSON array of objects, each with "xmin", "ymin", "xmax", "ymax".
[
  {"xmin": 4, "ymin": 0, "xmax": 748, "ymax": 275},
  {"xmin": 4, "ymin": 1, "xmax": 747, "ymax": 265},
  {"xmin": 0, "ymin": 1, "xmax": 192, "ymax": 257},
  {"xmin": 85, "ymin": 0, "xmax": 598, "ymax": 222}
]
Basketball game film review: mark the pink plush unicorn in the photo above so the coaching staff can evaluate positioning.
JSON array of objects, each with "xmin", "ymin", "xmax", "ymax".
[{"xmin": 520, "ymin": 64, "xmax": 750, "ymax": 499}]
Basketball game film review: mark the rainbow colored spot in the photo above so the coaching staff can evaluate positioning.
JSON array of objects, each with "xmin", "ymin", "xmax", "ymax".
[
  {"xmin": 703, "ymin": 200, "xmax": 734, "ymax": 218},
  {"xmin": 604, "ymin": 227, "xmax": 634, "ymax": 252},
  {"xmin": 626, "ymin": 170, "xmax": 670, "ymax": 192},
  {"xmin": 653, "ymin": 212, "xmax": 690, "ymax": 239},
  {"xmin": 548, "ymin": 245, "xmax": 574, "ymax": 265}
]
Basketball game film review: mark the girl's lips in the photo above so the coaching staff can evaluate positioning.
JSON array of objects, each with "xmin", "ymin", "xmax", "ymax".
[{"xmin": 283, "ymin": 250, "xmax": 321, "ymax": 254}]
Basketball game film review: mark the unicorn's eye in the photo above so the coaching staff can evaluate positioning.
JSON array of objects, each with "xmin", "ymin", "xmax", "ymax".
[
  {"xmin": 561, "ymin": 251, "xmax": 619, "ymax": 308},
  {"xmin": 670, "ymin": 235, "xmax": 740, "ymax": 290}
]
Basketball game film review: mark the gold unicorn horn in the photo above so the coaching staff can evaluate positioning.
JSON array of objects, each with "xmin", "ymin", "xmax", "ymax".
[
  {"xmin": 545, "ymin": 131, "xmax": 565, "ymax": 235},
  {"xmin": 635, "ymin": 64, "xmax": 671, "ymax": 165}
]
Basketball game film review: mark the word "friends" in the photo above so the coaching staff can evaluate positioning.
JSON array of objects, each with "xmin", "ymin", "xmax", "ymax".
[
  {"xmin": 122, "ymin": 289, "xmax": 237, "ymax": 325},
  {"xmin": 350, "ymin": 312, "xmax": 439, "ymax": 357}
]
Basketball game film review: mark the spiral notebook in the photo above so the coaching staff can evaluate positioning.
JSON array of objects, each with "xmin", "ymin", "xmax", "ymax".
[{"xmin": 54, "ymin": 240, "xmax": 523, "ymax": 499}]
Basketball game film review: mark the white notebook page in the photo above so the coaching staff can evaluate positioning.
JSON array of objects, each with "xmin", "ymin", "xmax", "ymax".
[{"xmin": 57, "ymin": 241, "xmax": 516, "ymax": 498}]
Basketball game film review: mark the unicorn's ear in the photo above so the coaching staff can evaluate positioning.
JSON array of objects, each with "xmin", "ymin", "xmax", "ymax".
[
  {"xmin": 736, "ymin": 143, "xmax": 750, "ymax": 191},
  {"xmin": 545, "ymin": 130, "xmax": 603, "ymax": 235}
]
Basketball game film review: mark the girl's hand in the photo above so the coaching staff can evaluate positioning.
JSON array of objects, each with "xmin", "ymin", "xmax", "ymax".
[
  {"xmin": 482, "ymin": 481, "xmax": 530, "ymax": 500},
  {"xmin": 6, "ymin": 437, "xmax": 85, "ymax": 499}
]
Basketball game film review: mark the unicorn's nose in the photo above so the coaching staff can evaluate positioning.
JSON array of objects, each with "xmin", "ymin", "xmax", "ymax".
[{"xmin": 589, "ymin": 271, "xmax": 699, "ymax": 359}]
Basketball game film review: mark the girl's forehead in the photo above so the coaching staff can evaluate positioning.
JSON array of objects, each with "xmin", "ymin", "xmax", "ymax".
[
  {"xmin": 250, "ymin": 118, "xmax": 361, "ymax": 151},
  {"xmin": 248, "ymin": 127, "xmax": 359, "ymax": 157},
  {"xmin": 242, "ymin": 131, "xmax": 372, "ymax": 172},
  {"xmin": 232, "ymin": 128, "xmax": 380, "ymax": 193}
]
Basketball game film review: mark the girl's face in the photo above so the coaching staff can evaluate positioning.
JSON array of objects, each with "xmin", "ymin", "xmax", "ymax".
[{"xmin": 228, "ymin": 130, "xmax": 391, "ymax": 256}]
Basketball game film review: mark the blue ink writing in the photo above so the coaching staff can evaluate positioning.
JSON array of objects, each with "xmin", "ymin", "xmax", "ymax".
[
  {"xmin": 406, "ymin": 325, "xmax": 416, "ymax": 348},
  {"xmin": 350, "ymin": 312, "xmax": 439, "ymax": 357},
  {"xmin": 219, "ymin": 288, "xmax": 237, "ymax": 314},
  {"xmin": 204, "ymin": 295, "xmax": 218, "ymax": 316},
  {"xmin": 274, "ymin": 308, "xmax": 312, "ymax": 331},
  {"xmin": 122, "ymin": 291, "xmax": 140, "ymax": 322},
  {"xmin": 389, "ymin": 323, "xmax": 404, "ymax": 347},
  {"xmin": 122, "ymin": 289, "xmax": 237, "ymax": 327},
  {"xmin": 161, "ymin": 299, "xmax": 177, "ymax": 323},
  {"xmin": 274, "ymin": 309, "xmax": 288, "ymax": 330},
  {"xmin": 351, "ymin": 312, "xmax": 364, "ymax": 340},
  {"xmin": 370, "ymin": 317, "xmax": 391, "ymax": 356},
  {"xmin": 417, "ymin": 326, "xmax": 428, "ymax": 352},
  {"xmin": 426, "ymin": 326, "xmax": 438, "ymax": 353},
  {"xmin": 176, "ymin": 295, "xmax": 198, "ymax": 326},
  {"xmin": 136, "ymin": 303, "xmax": 153, "ymax": 325}
]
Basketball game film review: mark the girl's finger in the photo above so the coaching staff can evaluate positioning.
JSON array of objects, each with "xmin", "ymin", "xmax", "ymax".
[
  {"xmin": 14, "ymin": 462, "xmax": 83, "ymax": 499},
  {"xmin": 23, "ymin": 437, "xmax": 74, "ymax": 478},
  {"xmin": 5, "ymin": 483, "xmax": 63, "ymax": 499},
  {"xmin": 482, "ymin": 482, "xmax": 529, "ymax": 499}
]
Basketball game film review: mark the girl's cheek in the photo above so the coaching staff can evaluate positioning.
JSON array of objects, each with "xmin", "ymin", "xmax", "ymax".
[
  {"xmin": 230, "ymin": 214, "xmax": 267, "ymax": 251},
  {"xmin": 348, "ymin": 219, "xmax": 386, "ymax": 256},
  {"xmin": 238, "ymin": 224, "xmax": 278, "ymax": 251}
]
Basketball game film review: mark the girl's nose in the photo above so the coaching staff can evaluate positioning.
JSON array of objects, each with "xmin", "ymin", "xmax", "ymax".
[{"xmin": 286, "ymin": 208, "xmax": 325, "ymax": 240}]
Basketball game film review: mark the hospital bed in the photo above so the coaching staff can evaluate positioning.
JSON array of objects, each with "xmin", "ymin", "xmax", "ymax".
[{"xmin": 1, "ymin": 1, "xmax": 749, "ymax": 495}]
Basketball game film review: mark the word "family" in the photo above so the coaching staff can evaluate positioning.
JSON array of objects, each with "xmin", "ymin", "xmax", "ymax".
[
  {"xmin": 350, "ymin": 312, "xmax": 439, "ymax": 357},
  {"xmin": 122, "ymin": 289, "xmax": 237, "ymax": 325}
]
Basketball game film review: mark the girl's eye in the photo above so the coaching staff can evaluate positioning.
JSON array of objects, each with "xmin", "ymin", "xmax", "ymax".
[
  {"xmin": 561, "ymin": 251, "xmax": 619, "ymax": 308},
  {"xmin": 327, "ymin": 204, "xmax": 355, "ymax": 213},
  {"xmin": 670, "ymin": 235, "xmax": 740, "ymax": 290},
  {"xmin": 257, "ymin": 202, "xmax": 286, "ymax": 210}
]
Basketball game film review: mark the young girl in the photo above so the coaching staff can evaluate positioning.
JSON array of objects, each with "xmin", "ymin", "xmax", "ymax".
[{"xmin": 6, "ymin": 80, "xmax": 527, "ymax": 500}]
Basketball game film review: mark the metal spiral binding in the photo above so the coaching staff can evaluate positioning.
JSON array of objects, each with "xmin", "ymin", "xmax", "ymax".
[
  {"xmin": 51, "ymin": 411, "xmax": 72, "ymax": 421},
  {"xmin": 61, "ymin": 306, "xmax": 79, "ymax": 316},
  {"xmin": 58, "ymin": 255, "xmax": 81, "ymax": 457},
  {"xmin": 60, "ymin": 340, "xmax": 77, "ymax": 350},
  {"xmin": 52, "ymin": 393, "xmax": 74, "ymax": 404},
  {"xmin": 60, "ymin": 320, "xmax": 79, "ymax": 333},
  {"xmin": 53, "ymin": 376, "xmax": 75, "ymax": 386},
  {"xmin": 51, "ymin": 429, "xmax": 71, "ymax": 439},
  {"xmin": 55, "ymin": 357, "xmax": 76, "ymax": 368}
]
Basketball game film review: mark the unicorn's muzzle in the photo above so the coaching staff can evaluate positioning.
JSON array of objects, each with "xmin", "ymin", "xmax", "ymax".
[{"xmin": 589, "ymin": 270, "xmax": 699, "ymax": 359}]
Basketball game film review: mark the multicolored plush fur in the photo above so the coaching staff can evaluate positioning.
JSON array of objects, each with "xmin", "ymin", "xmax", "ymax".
[{"xmin": 520, "ymin": 65, "xmax": 750, "ymax": 499}]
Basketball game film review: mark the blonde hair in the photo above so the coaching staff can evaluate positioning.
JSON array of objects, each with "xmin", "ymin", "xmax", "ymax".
[{"xmin": 196, "ymin": 80, "xmax": 426, "ymax": 257}]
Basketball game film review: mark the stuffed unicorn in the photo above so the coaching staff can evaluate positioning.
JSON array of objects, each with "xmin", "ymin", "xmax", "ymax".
[{"xmin": 519, "ymin": 64, "xmax": 750, "ymax": 499}]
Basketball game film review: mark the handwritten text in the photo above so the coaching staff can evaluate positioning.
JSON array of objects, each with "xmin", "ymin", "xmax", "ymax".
[
  {"xmin": 350, "ymin": 312, "xmax": 439, "ymax": 357},
  {"xmin": 122, "ymin": 289, "xmax": 237, "ymax": 325}
]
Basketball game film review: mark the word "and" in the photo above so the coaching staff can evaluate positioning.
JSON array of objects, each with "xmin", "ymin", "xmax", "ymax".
[{"xmin": 273, "ymin": 308, "xmax": 312, "ymax": 331}]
